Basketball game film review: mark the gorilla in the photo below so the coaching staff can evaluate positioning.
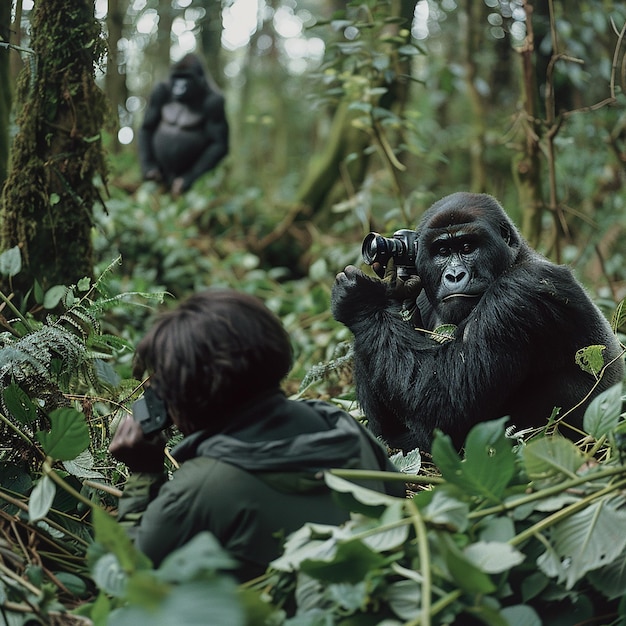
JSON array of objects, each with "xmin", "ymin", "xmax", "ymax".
[
  {"xmin": 331, "ymin": 192, "xmax": 624, "ymax": 452},
  {"xmin": 138, "ymin": 54, "xmax": 229, "ymax": 196}
]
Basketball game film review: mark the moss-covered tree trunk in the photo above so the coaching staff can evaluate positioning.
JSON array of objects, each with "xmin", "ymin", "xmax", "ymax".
[
  {"xmin": 295, "ymin": 0, "xmax": 414, "ymax": 224},
  {"xmin": 0, "ymin": 0, "xmax": 107, "ymax": 297},
  {"xmin": 0, "ymin": 3, "xmax": 11, "ymax": 190}
]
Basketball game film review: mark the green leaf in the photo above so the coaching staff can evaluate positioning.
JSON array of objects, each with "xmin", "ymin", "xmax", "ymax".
[
  {"xmin": 43, "ymin": 285, "xmax": 67, "ymax": 309},
  {"xmin": 29, "ymin": 474, "xmax": 56, "ymax": 522},
  {"xmin": 431, "ymin": 324, "xmax": 456, "ymax": 343},
  {"xmin": 588, "ymin": 546, "xmax": 626, "ymax": 600},
  {"xmin": 537, "ymin": 498, "xmax": 626, "ymax": 588},
  {"xmin": 91, "ymin": 553, "xmax": 128, "ymax": 597},
  {"xmin": 157, "ymin": 532, "xmax": 238, "ymax": 582},
  {"xmin": 0, "ymin": 245, "xmax": 22, "ymax": 277},
  {"xmin": 463, "ymin": 541, "xmax": 525, "ymax": 573},
  {"xmin": 422, "ymin": 487, "xmax": 470, "ymax": 532},
  {"xmin": 441, "ymin": 534, "xmax": 496, "ymax": 594},
  {"xmin": 91, "ymin": 506, "xmax": 152, "ymax": 573},
  {"xmin": 35, "ymin": 407, "xmax": 89, "ymax": 460},
  {"xmin": 522, "ymin": 437, "xmax": 584, "ymax": 482},
  {"xmin": 113, "ymin": 579, "xmax": 245, "ymax": 626},
  {"xmin": 386, "ymin": 579, "xmax": 421, "ymax": 620},
  {"xmin": 583, "ymin": 383, "xmax": 623, "ymax": 439},
  {"xmin": 389, "ymin": 447, "xmax": 421, "ymax": 474},
  {"xmin": 325, "ymin": 471, "xmax": 399, "ymax": 517},
  {"xmin": 54, "ymin": 571, "xmax": 88, "ymax": 596},
  {"xmin": 3, "ymin": 382, "xmax": 39, "ymax": 424},
  {"xmin": 500, "ymin": 605, "xmax": 542, "ymax": 626},
  {"xmin": 432, "ymin": 417, "xmax": 514, "ymax": 502},
  {"xmin": 301, "ymin": 539, "xmax": 388, "ymax": 584},
  {"xmin": 611, "ymin": 299, "xmax": 625, "ymax": 334},
  {"xmin": 575, "ymin": 344, "xmax": 607, "ymax": 377}
]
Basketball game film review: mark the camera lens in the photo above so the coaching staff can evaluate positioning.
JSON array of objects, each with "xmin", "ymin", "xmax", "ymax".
[{"xmin": 362, "ymin": 232, "xmax": 387, "ymax": 265}]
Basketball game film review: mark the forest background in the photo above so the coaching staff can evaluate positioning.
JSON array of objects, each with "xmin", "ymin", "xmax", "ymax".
[{"xmin": 0, "ymin": 0, "xmax": 626, "ymax": 625}]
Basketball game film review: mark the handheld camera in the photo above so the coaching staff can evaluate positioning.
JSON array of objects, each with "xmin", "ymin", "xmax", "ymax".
[
  {"xmin": 132, "ymin": 387, "xmax": 171, "ymax": 435},
  {"xmin": 361, "ymin": 228, "xmax": 419, "ymax": 279}
]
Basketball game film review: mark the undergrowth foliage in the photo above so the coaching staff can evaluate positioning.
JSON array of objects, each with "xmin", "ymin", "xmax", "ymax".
[{"xmin": 0, "ymin": 218, "xmax": 624, "ymax": 625}]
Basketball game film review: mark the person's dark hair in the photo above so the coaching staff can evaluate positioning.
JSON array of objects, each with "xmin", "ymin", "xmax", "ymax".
[{"xmin": 133, "ymin": 289, "xmax": 293, "ymax": 430}]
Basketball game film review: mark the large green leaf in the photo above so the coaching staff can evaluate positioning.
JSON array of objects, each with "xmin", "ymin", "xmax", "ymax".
[
  {"xmin": 35, "ymin": 407, "xmax": 90, "ymax": 460},
  {"xmin": 463, "ymin": 541, "xmax": 525, "ymax": 574},
  {"xmin": 3, "ymin": 382, "xmax": 39, "ymax": 424},
  {"xmin": 157, "ymin": 532, "xmax": 238, "ymax": 582},
  {"xmin": 301, "ymin": 539, "xmax": 388, "ymax": 584},
  {"xmin": 422, "ymin": 486, "xmax": 471, "ymax": 532},
  {"xmin": 588, "ymin": 546, "xmax": 626, "ymax": 600},
  {"xmin": 583, "ymin": 383, "xmax": 623, "ymax": 439},
  {"xmin": 92, "ymin": 506, "xmax": 152, "ymax": 573},
  {"xmin": 522, "ymin": 437, "xmax": 584, "ymax": 482},
  {"xmin": 108, "ymin": 579, "xmax": 245, "ymax": 626},
  {"xmin": 0, "ymin": 245, "xmax": 22, "ymax": 277},
  {"xmin": 537, "ymin": 498, "xmax": 626, "ymax": 588},
  {"xmin": 432, "ymin": 417, "xmax": 514, "ymax": 502},
  {"xmin": 440, "ymin": 534, "xmax": 496, "ymax": 594},
  {"xmin": 28, "ymin": 474, "xmax": 56, "ymax": 522}
]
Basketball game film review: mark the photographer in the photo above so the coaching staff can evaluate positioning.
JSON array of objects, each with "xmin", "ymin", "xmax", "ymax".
[{"xmin": 109, "ymin": 289, "xmax": 404, "ymax": 582}]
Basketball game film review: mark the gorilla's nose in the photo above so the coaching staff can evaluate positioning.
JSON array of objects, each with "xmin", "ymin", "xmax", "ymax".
[{"xmin": 444, "ymin": 267, "xmax": 468, "ymax": 285}]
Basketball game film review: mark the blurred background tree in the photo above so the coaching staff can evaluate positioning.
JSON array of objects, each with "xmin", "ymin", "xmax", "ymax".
[{"xmin": 2, "ymin": 0, "xmax": 625, "ymax": 303}]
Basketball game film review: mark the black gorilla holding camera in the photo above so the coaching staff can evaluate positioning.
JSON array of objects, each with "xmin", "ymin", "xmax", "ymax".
[
  {"xmin": 332, "ymin": 192, "xmax": 624, "ymax": 452},
  {"xmin": 138, "ymin": 54, "xmax": 229, "ymax": 197}
]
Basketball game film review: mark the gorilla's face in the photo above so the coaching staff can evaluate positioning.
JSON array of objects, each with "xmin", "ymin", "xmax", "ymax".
[{"xmin": 416, "ymin": 195, "xmax": 519, "ymax": 325}]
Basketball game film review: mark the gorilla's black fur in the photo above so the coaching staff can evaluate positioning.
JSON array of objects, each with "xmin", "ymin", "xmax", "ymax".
[
  {"xmin": 138, "ymin": 54, "xmax": 228, "ymax": 196},
  {"xmin": 332, "ymin": 192, "xmax": 624, "ymax": 452}
]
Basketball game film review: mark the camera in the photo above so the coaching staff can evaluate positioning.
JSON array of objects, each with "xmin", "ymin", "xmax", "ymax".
[
  {"xmin": 361, "ymin": 228, "xmax": 418, "ymax": 279},
  {"xmin": 132, "ymin": 387, "xmax": 171, "ymax": 435}
]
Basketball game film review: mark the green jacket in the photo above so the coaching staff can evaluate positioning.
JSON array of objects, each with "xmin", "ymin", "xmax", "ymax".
[{"xmin": 117, "ymin": 390, "xmax": 404, "ymax": 582}]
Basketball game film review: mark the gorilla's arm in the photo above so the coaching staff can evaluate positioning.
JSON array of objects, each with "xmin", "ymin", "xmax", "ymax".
[
  {"xmin": 138, "ymin": 83, "xmax": 170, "ymax": 179},
  {"xmin": 178, "ymin": 93, "xmax": 229, "ymax": 192}
]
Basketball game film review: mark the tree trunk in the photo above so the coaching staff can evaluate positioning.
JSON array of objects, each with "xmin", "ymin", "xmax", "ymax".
[
  {"xmin": 461, "ymin": 0, "xmax": 488, "ymax": 193},
  {"xmin": 0, "ymin": 0, "xmax": 108, "ymax": 297},
  {"xmin": 295, "ymin": 0, "xmax": 414, "ymax": 223},
  {"xmin": 513, "ymin": 0, "xmax": 544, "ymax": 248},
  {"xmin": 0, "ymin": 2, "xmax": 11, "ymax": 189}
]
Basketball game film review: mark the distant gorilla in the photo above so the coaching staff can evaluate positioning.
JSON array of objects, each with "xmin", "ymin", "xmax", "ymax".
[
  {"xmin": 331, "ymin": 192, "xmax": 624, "ymax": 452},
  {"xmin": 138, "ymin": 54, "xmax": 229, "ymax": 196}
]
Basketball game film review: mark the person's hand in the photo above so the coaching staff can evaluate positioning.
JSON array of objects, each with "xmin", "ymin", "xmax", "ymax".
[{"xmin": 109, "ymin": 415, "xmax": 166, "ymax": 473}]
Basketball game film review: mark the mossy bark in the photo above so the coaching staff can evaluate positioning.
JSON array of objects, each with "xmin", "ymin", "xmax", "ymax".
[
  {"xmin": 0, "ymin": 0, "xmax": 108, "ymax": 296},
  {"xmin": 0, "ymin": 2, "xmax": 11, "ymax": 189}
]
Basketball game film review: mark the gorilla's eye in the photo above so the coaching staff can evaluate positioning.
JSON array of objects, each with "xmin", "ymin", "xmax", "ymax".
[
  {"xmin": 461, "ymin": 242, "xmax": 476, "ymax": 254},
  {"xmin": 437, "ymin": 245, "xmax": 451, "ymax": 257}
]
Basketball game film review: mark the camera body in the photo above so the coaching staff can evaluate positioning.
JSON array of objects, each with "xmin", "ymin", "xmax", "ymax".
[
  {"xmin": 361, "ymin": 228, "xmax": 419, "ymax": 279},
  {"xmin": 132, "ymin": 387, "xmax": 171, "ymax": 435}
]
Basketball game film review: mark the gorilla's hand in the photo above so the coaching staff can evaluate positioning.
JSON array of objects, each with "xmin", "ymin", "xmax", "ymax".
[
  {"xmin": 171, "ymin": 177, "xmax": 185, "ymax": 198},
  {"xmin": 144, "ymin": 168, "xmax": 163, "ymax": 183},
  {"xmin": 380, "ymin": 258, "xmax": 423, "ymax": 302},
  {"xmin": 331, "ymin": 265, "xmax": 391, "ymax": 327}
]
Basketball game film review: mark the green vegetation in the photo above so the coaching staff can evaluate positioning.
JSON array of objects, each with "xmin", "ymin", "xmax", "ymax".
[{"xmin": 0, "ymin": 0, "xmax": 625, "ymax": 624}]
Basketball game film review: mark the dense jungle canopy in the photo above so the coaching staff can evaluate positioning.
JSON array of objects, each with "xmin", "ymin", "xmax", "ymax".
[{"xmin": 0, "ymin": 1, "xmax": 625, "ymax": 625}]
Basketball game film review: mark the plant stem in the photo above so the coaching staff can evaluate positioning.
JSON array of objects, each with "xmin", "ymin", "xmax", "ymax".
[
  {"xmin": 0, "ymin": 289, "xmax": 33, "ymax": 331},
  {"xmin": 405, "ymin": 498, "xmax": 431, "ymax": 626},
  {"xmin": 330, "ymin": 467, "xmax": 444, "ymax": 485},
  {"xmin": 510, "ymin": 477, "xmax": 626, "ymax": 546},
  {"xmin": 468, "ymin": 465, "xmax": 626, "ymax": 520},
  {"xmin": 43, "ymin": 457, "xmax": 97, "ymax": 511}
]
